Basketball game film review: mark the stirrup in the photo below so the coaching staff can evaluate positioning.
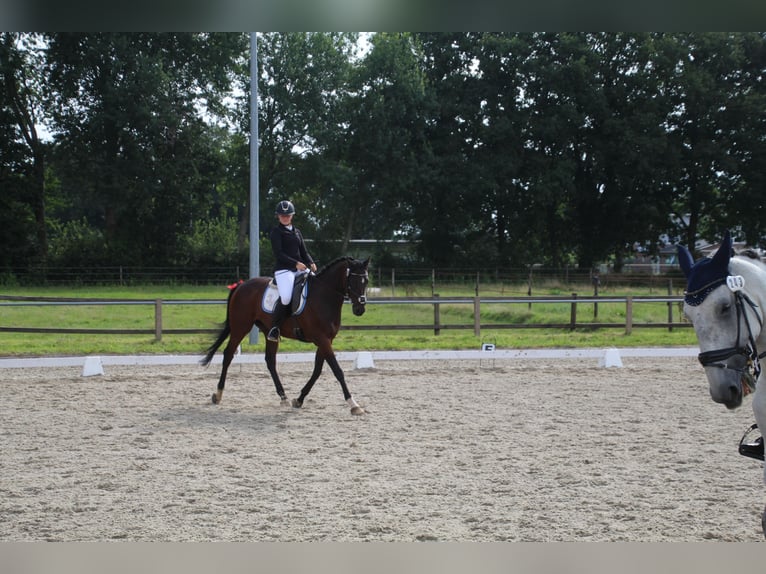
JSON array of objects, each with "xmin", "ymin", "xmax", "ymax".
[
  {"xmin": 738, "ymin": 424, "xmax": 765, "ymax": 461},
  {"xmin": 267, "ymin": 327, "xmax": 281, "ymax": 342}
]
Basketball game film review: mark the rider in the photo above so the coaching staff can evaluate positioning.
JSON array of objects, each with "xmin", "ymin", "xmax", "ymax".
[{"xmin": 267, "ymin": 200, "xmax": 317, "ymax": 342}]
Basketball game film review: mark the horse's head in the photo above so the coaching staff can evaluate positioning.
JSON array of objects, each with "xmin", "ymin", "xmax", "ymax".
[
  {"xmin": 679, "ymin": 230, "xmax": 763, "ymax": 409},
  {"xmin": 346, "ymin": 257, "xmax": 370, "ymax": 316}
]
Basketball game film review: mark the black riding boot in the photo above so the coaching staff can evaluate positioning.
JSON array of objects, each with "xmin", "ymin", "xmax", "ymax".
[{"xmin": 267, "ymin": 300, "xmax": 289, "ymax": 342}]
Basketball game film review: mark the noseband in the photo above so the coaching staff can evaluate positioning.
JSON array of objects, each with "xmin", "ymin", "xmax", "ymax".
[{"xmin": 696, "ymin": 286, "xmax": 765, "ymax": 394}]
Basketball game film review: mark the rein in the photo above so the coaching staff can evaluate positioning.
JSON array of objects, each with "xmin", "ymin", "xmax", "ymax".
[{"xmin": 697, "ymin": 289, "xmax": 765, "ymax": 393}]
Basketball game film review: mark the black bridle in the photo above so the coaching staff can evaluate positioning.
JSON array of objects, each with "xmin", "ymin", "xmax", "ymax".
[
  {"xmin": 345, "ymin": 267, "xmax": 368, "ymax": 306},
  {"xmin": 696, "ymin": 288, "xmax": 765, "ymax": 394}
]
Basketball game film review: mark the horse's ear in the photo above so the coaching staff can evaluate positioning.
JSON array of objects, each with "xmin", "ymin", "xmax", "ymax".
[
  {"xmin": 677, "ymin": 244, "xmax": 695, "ymax": 278},
  {"xmin": 363, "ymin": 256, "xmax": 370, "ymax": 267},
  {"xmin": 711, "ymin": 230, "xmax": 733, "ymax": 269}
]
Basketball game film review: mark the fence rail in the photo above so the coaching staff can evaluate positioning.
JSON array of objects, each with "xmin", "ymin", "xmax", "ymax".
[
  {"xmin": 2, "ymin": 264, "xmax": 685, "ymax": 291},
  {"xmin": 0, "ymin": 294, "xmax": 691, "ymax": 340}
]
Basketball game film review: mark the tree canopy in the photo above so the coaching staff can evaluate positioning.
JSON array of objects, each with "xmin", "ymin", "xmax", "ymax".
[{"xmin": 2, "ymin": 32, "xmax": 766, "ymax": 278}]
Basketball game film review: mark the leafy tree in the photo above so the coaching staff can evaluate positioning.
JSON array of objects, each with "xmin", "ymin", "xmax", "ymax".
[
  {"xmin": 415, "ymin": 33, "xmax": 485, "ymax": 267},
  {"xmin": 313, "ymin": 32, "xmax": 430, "ymax": 254},
  {"xmin": 664, "ymin": 33, "xmax": 758, "ymax": 250},
  {"xmin": 231, "ymin": 32, "xmax": 358, "ymax": 265},
  {"xmin": 0, "ymin": 32, "xmax": 49, "ymax": 265},
  {"xmin": 45, "ymin": 33, "xmax": 245, "ymax": 265},
  {"xmin": 712, "ymin": 32, "xmax": 766, "ymax": 247}
]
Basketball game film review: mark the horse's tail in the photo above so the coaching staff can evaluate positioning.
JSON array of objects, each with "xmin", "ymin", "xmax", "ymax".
[{"xmin": 200, "ymin": 285, "xmax": 237, "ymax": 366}]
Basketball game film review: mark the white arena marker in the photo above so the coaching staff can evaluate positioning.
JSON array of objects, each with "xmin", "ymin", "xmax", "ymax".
[
  {"xmin": 82, "ymin": 356, "xmax": 104, "ymax": 377},
  {"xmin": 354, "ymin": 351, "xmax": 375, "ymax": 370},
  {"xmin": 598, "ymin": 348, "xmax": 623, "ymax": 368}
]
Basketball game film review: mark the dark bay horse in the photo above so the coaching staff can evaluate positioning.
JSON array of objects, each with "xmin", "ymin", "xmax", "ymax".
[{"xmin": 201, "ymin": 256, "xmax": 370, "ymax": 415}]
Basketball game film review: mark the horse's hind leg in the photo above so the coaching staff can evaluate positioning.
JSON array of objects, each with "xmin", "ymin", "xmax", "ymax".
[
  {"xmin": 264, "ymin": 340, "xmax": 288, "ymax": 402},
  {"xmin": 211, "ymin": 338, "xmax": 240, "ymax": 405},
  {"xmin": 212, "ymin": 320, "xmax": 252, "ymax": 405},
  {"xmin": 292, "ymin": 350, "xmax": 325, "ymax": 409}
]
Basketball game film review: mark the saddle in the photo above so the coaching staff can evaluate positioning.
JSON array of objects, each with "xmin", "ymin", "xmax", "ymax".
[{"xmin": 262, "ymin": 273, "xmax": 309, "ymax": 315}]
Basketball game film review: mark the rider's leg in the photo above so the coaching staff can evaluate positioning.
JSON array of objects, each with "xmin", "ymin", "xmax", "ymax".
[
  {"xmin": 268, "ymin": 270, "xmax": 295, "ymax": 341},
  {"xmin": 267, "ymin": 300, "xmax": 289, "ymax": 341}
]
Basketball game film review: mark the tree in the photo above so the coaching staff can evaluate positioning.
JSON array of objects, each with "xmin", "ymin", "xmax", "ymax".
[
  {"xmin": 315, "ymin": 32, "xmax": 430, "ymax": 254},
  {"xmin": 0, "ymin": 32, "xmax": 49, "ymax": 265},
  {"xmin": 564, "ymin": 33, "xmax": 679, "ymax": 270},
  {"xmin": 664, "ymin": 33, "xmax": 758, "ymax": 250},
  {"xmin": 45, "ymin": 33, "xmax": 245, "ymax": 264},
  {"xmin": 713, "ymin": 32, "xmax": 766, "ymax": 247},
  {"xmin": 415, "ymin": 33, "xmax": 485, "ymax": 267},
  {"xmin": 231, "ymin": 32, "xmax": 358, "ymax": 263}
]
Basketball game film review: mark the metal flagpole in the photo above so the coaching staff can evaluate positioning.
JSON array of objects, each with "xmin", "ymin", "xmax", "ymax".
[{"xmin": 249, "ymin": 32, "xmax": 260, "ymax": 344}]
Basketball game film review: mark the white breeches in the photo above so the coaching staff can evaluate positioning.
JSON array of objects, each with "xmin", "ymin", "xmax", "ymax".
[{"xmin": 274, "ymin": 269, "xmax": 300, "ymax": 305}]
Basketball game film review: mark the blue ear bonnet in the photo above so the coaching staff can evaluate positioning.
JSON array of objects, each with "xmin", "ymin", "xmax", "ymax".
[
  {"xmin": 681, "ymin": 257, "xmax": 728, "ymax": 306},
  {"xmin": 678, "ymin": 230, "xmax": 732, "ymax": 306}
]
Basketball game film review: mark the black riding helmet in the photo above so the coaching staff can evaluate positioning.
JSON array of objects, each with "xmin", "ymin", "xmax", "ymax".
[{"xmin": 275, "ymin": 200, "xmax": 295, "ymax": 215}]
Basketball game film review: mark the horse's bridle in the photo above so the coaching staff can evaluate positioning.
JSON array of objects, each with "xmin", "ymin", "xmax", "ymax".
[
  {"xmin": 345, "ymin": 267, "xmax": 368, "ymax": 306},
  {"xmin": 696, "ymin": 287, "xmax": 765, "ymax": 394}
]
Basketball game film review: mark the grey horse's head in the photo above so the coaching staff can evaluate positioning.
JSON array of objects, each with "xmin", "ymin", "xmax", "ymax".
[{"xmin": 678, "ymin": 230, "xmax": 753, "ymax": 409}]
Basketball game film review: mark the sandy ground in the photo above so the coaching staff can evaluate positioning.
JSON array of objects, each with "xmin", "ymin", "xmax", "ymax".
[{"xmin": 1, "ymin": 355, "xmax": 765, "ymax": 542}]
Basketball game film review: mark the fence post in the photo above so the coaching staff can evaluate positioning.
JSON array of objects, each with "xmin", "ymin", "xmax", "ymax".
[
  {"xmin": 527, "ymin": 265, "xmax": 533, "ymax": 310},
  {"xmin": 667, "ymin": 279, "xmax": 673, "ymax": 332},
  {"xmin": 474, "ymin": 296, "xmax": 481, "ymax": 337},
  {"xmin": 391, "ymin": 268, "xmax": 395, "ymax": 298},
  {"xmin": 626, "ymin": 295, "xmax": 633, "ymax": 335},
  {"xmin": 570, "ymin": 293, "xmax": 577, "ymax": 330},
  {"xmin": 592, "ymin": 271, "xmax": 600, "ymax": 319},
  {"xmin": 433, "ymin": 293, "xmax": 440, "ymax": 336},
  {"xmin": 155, "ymin": 299, "xmax": 163, "ymax": 341}
]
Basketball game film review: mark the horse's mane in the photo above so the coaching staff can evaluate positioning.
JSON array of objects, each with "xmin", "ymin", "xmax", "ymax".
[
  {"xmin": 315, "ymin": 256, "xmax": 354, "ymax": 277},
  {"xmin": 737, "ymin": 248, "xmax": 763, "ymax": 261},
  {"xmin": 733, "ymin": 250, "xmax": 766, "ymax": 273}
]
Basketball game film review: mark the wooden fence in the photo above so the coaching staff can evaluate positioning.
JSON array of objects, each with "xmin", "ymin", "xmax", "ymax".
[{"xmin": 0, "ymin": 294, "xmax": 691, "ymax": 341}]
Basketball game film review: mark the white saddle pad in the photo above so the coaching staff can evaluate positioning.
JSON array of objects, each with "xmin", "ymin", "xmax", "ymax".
[{"xmin": 261, "ymin": 281, "xmax": 308, "ymax": 315}]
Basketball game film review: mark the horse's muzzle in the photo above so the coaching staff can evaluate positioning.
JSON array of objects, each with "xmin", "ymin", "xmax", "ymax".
[
  {"xmin": 705, "ymin": 366, "xmax": 744, "ymax": 409},
  {"xmin": 352, "ymin": 297, "xmax": 366, "ymax": 316}
]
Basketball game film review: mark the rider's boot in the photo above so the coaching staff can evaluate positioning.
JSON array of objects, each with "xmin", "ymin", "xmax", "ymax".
[{"xmin": 267, "ymin": 300, "xmax": 288, "ymax": 342}]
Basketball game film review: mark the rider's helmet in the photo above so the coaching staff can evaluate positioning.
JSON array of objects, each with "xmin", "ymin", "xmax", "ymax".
[{"xmin": 275, "ymin": 200, "xmax": 295, "ymax": 215}]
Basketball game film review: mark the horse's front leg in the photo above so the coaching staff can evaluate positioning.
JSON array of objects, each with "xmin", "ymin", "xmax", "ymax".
[
  {"xmin": 322, "ymin": 345, "xmax": 365, "ymax": 415},
  {"xmin": 292, "ymin": 350, "xmax": 325, "ymax": 409},
  {"xmin": 264, "ymin": 339, "xmax": 288, "ymax": 403},
  {"xmin": 752, "ymin": 383, "xmax": 766, "ymax": 538}
]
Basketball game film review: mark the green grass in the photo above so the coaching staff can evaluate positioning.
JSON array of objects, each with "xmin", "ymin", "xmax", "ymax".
[{"xmin": 0, "ymin": 283, "xmax": 697, "ymax": 357}]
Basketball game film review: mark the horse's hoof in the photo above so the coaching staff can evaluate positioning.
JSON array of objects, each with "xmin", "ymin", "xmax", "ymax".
[
  {"xmin": 280, "ymin": 397, "xmax": 290, "ymax": 407},
  {"xmin": 762, "ymin": 505, "xmax": 766, "ymax": 539},
  {"xmin": 350, "ymin": 406, "xmax": 366, "ymax": 416},
  {"xmin": 211, "ymin": 393, "xmax": 218, "ymax": 405},
  {"xmin": 292, "ymin": 398, "xmax": 303, "ymax": 409}
]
